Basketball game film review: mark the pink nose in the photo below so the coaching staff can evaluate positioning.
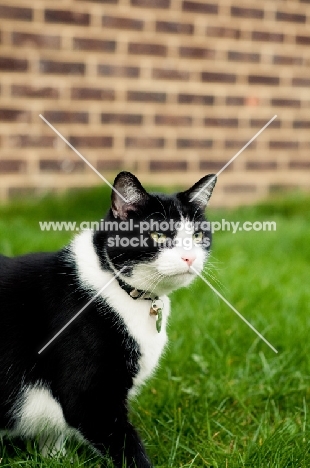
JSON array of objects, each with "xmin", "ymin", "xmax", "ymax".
[{"xmin": 181, "ymin": 255, "xmax": 196, "ymax": 267}]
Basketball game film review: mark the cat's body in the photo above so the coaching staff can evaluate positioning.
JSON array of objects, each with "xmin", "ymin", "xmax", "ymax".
[{"xmin": 0, "ymin": 172, "xmax": 216, "ymax": 467}]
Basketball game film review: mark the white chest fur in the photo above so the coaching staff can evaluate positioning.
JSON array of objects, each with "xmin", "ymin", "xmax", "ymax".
[{"xmin": 72, "ymin": 231, "xmax": 170, "ymax": 395}]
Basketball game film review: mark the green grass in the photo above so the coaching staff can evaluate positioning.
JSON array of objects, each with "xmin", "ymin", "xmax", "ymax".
[{"xmin": 0, "ymin": 187, "xmax": 310, "ymax": 467}]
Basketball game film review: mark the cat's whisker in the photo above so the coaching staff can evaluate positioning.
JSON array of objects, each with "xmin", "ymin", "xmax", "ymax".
[
  {"xmin": 135, "ymin": 271, "xmax": 163, "ymax": 292},
  {"xmin": 154, "ymin": 196, "xmax": 167, "ymax": 220},
  {"xmin": 202, "ymin": 271, "xmax": 225, "ymax": 292},
  {"xmin": 144, "ymin": 211, "xmax": 166, "ymax": 221}
]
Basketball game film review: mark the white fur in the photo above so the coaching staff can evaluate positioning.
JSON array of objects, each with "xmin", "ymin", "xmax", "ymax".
[
  {"xmin": 72, "ymin": 231, "xmax": 170, "ymax": 395},
  {"xmin": 10, "ymin": 384, "xmax": 72, "ymax": 455}
]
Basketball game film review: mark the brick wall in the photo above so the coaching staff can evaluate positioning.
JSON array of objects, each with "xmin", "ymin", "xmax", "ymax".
[{"xmin": 0, "ymin": 0, "xmax": 309, "ymax": 207}]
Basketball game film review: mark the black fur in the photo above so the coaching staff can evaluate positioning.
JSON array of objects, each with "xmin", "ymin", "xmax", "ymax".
[{"xmin": 0, "ymin": 172, "xmax": 216, "ymax": 467}]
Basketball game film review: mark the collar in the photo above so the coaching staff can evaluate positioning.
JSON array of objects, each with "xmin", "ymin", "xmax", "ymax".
[
  {"xmin": 116, "ymin": 276, "xmax": 158, "ymax": 301},
  {"xmin": 103, "ymin": 248, "xmax": 158, "ymax": 302}
]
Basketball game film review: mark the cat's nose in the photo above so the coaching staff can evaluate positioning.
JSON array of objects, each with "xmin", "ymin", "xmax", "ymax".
[{"xmin": 181, "ymin": 255, "xmax": 196, "ymax": 267}]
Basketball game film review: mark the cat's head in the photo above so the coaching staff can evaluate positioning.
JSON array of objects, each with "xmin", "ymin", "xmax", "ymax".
[{"xmin": 97, "ymin": 171, "xmax": 216, "ymax": 296}]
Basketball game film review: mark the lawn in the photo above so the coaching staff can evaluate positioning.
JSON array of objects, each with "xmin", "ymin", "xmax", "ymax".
[{"xmin": 0, "ymin": 186, "xmax": 310, "ymax": 467}]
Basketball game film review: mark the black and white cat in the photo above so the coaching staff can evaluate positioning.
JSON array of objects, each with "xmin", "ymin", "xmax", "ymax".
[{"xmin": 0, "ymin": 171, "xmax": 216, "ymax": 467}]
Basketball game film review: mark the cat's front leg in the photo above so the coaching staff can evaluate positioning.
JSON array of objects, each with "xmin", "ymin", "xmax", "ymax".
[{"xmin": 81, "ymin": 416, "xmax": 153, "ymax": 468}]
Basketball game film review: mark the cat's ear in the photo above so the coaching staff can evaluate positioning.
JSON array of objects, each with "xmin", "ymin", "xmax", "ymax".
[
  {"xmin": 111, "ymin": 171, "xmax": 149, "ymax": 219},
  {"xmin": 182, "ymin": 174, "xmax": 217, "ymax": 209}
]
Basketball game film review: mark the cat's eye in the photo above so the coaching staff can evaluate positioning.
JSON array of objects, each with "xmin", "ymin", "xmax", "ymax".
[
  {"xmin": 150, "ymin": 232, "xmax": 167, "ymax": 243},
  {"xmin": 193, "ymin": 231, "xmax": 203, "ymax": 243}
]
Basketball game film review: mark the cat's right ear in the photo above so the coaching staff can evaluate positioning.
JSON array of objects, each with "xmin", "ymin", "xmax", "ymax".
[{"xmin": 111, "ymin": 171, "xmax": 149, "ymax": 220}]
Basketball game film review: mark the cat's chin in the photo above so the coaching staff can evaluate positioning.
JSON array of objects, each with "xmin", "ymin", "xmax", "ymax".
[{"xmin": 154, "ymin": 270, "xmax": 198, "ymax": 295}]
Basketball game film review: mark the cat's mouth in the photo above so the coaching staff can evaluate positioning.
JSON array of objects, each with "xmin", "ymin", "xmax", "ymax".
[{"xmin": 165, "ymin": 269, "xmax": 195, "ymax": 277}]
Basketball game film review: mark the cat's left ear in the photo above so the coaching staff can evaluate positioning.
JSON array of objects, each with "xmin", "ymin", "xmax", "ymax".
[
  {"xmin": 181, "ymin": 174, "xmax": 217, "ymax": 209},
  {"xmin": 111, "ymin": 171, "xmax": 149, "ymax": 219}
]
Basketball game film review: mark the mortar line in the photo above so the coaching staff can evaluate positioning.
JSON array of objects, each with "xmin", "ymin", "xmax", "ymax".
[{"xmin": 39, "ymin": 114, "xmax": 127, "ymax": 203}]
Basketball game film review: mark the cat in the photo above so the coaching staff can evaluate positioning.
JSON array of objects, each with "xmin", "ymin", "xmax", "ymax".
[{"xmin": 0, "ymin": 171, "xmax": 216, "ymax": 467}]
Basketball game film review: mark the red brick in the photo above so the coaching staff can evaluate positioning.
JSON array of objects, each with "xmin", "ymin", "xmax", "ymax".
[
  {"xmin": 248, "ymin": 75, "xmax": 279, "ymax": 85},
  {"xmin": 231, "ymin": 6, "xmax": 264, "ymax": 19},
  {"xmin": 101, "ymin": 113, "xmax": 142, "ymax": 125},
  {"xmin": 156, "ymin": 20, "xmax": 193, "ymax": 35},
  {"xmin": 179, "ymin": 46, "xmax": 215, "ymax": 59},
  {"xmin": 289, "ymin": 160, "xmax": 310, "ymax": 169},
  {"xmin": 271, "ymin": 99, "xmax": 300, "ymax": 108},
  {"xmin": 0, "ymin": 56, "xmax": 28, "ymax": 72},
  {"xmin": 0, "ymin": 5, "xmax": 32, "ymax": 21},
  {"xmin": 69, "ymin": 136, "xmax": 113, "ymax": 147},
  {"xmin": 204, "ymin": 118, "xmax": 238, "ymax": 127},
  {"xmin": 200, "ymin": 160, "xmax": 230, "ymax": 171},
  {"xmin": 45, "ymin": 9, "xmax": 89, "ymax": 25},
  {"xmin": 0, "ymin": 160, "xmax": 26, "ymax": 173},
  {"xmin": 206, "ymin": 26, "xmax": 240, "ymax": 39},
  {"xmin": 202, "ymin": 72, "xmax": 236, "ymax": 83},
  {"xmin": 226, "ymin": 96, "xmax": 244, "ymax": 106},
  {"xmin": 225, "ymin": 140, "xmax": 256, "ymax": 149},
  {"xmin": 155, "ymin": 115, "xmax": 192, "ymax": 126},
  {"xmin": 250, "ymin": 119, "xmax": 281, "ymax": 128},
  {"xmin": 125, "ymin": 137, "xmax": 164, "ymax": 148},
  {"xmin": 0, "ymin": 108, "xmax": 31, "ymax": 122},
  {"xmin": 246, "ymin": 161, "xmax": 277, "ymax": 170},
  {"xmin": 97, "ymin": 160, "xmax": 123, "ymax": 171},
  {"xmin": 293, "ymin": 120, "xmax": 310, "ymax": 128},
  {"xmin": 39, "ymin": 159, "xmax": 84, "ymax": 173},
  {"xmin": 127, "ymin": 91, "xmax": 166, "ymax": 103},
  {"xmin": 73, "ymin": 38, "xmax": 116, "ymax": 52},
  {"xmin": 276, "ymin": 11, "xmax": 305, "ymax": 23},
  {"xmin": 11, "ymin": 85, "xmax": 59, "ymax": 99},
  {"xmin": 71, "ymin": 87, "xmax": 115, "ymax": 100},
  {"xmin": 182, "ymin": 1, "xmax": 218, "ymax": 14},
  {"xmin": 12, "ymin": 32, "xmax": 60, "ymax": 49},
  {"xmin": 128, "ymin": 42, "xmax": 166, "ymax": 56},
  {"xmin": 153, "ymin": 68, "xmax": 189, "ymax": 80},
  {"xmin": 224, "ymin": 184, "xmax": 257, "ymax": 193},
  {"xmin": 269, "ymin": 141, "xmax": 298, "ymax": 149},
  {"xmin": 296, "ymin": 35, "xmax": 310, "ymax": 45},
  {"xmin": 252, "ymin": 31, "xmax": 284, "ymax": 42},
  {"xmin": 8, "ymin": 135, "xmax": 56, "ymax": 148},
  {"xmin": 177, "ymin": 139, "xmax": 212, "ymax": 148},
  {"xmin": 131, "ymin": 0, "xmax": 170, "ymax": 7},
  {"xmin": 98, "ymin": 64, "xmax": 140, "ymax": 78},
  {"xmin": 40, "ymin": 60, "xmax": 85, "ymax": 75},
  {"xmin": 273, "ymin": 55, "xmax": 302, "ymax": 66},
  {"xmin": 102, "ymin": 15, "xmax": 143, "ymax": 30},
  {"xmin": 292, "ymin": 77, "xmax": 310, "ymax": 87},
  {"xmin": 43, "ymin": 111, "xmax": 88, "ymax": 124},
  {"xmin": 228, "ymin": 51, "xmax": 260, "ymax": 63},
  {"xmin": 150, "ymin": 160, "xmax": 187, "ymax": 171},
  {"xmin": 178, "ymin": 93, "xmax": 214, "ymax": 105}
]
